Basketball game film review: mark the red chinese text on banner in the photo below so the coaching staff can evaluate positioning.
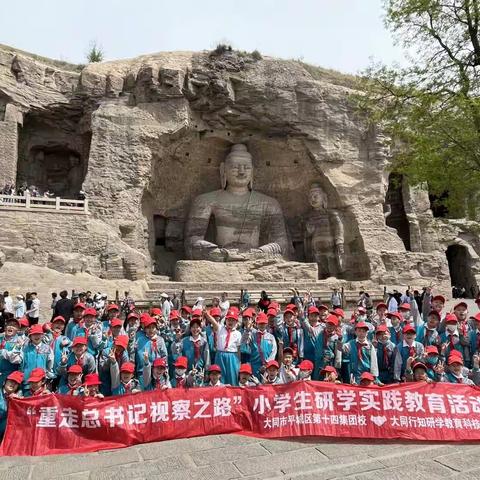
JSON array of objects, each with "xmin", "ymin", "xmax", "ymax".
[{"xmin": 2, "ymin": 381, "xmax": 480, "ymax": 456}]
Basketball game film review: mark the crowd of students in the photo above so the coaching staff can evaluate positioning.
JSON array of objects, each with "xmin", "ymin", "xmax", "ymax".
[{"xmin": 0, "ymin": 290, "xmax": 478, "ymax": 436}]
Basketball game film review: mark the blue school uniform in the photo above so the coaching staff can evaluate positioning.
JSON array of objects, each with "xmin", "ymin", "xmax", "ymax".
[
  {"xmin": 249, "ymin": 330, "xmax": 277, "ymax": 378},
  {"xmin": 112, "ymin": 379, "xmax": 141, "ymax": 395},
  {"xmin": 98, "ymin": 348, "xmax": 129, "ymax": 396},
  {"xmin": 46, "ymin": 333, "xmax": 71, "ymax": 372},
  {"xmin": 343, "ymin": 339, "xmax": 377, "ymax": 384},
  {"xmin": 393, "ymin": 341, "xmax": 424, "ymax": 380},
  {"xmin": 301, "ymin": 322, "xmax": 322, "ymax": 365},
  {"xmin": 215, "ymin": 326, "xmax": 241, "ymax": 386},
  {"xmin": 135, "ymin": 336, "xmax": 167, "ymax": 379},
  {"xmin": 21, "ymin": 342, "xmax": 53, "ymax": 394},
  {"xmin": 469, "ymin": 329, "xmax": 480, "ymax": 358},
  {"xmin": 182, "ymin": 336, "xmax": 210, "ymax": 371},
  {"xmin": 440, "ymin": 331, "xmax": 464, "ymax": 358},
  {"xmin": 205, "ymin": 325, "xmax": 217, "ymax": 363},
  {"xmin": 376, "ymin": 340, "xmax": 395, "ymax": 384},
  {"xmin": 277, "ymin": 324, "xmax": 304, "ymax": 363},
  {"xmin": 416, "ymin": 325, "xmax": 440, "ymax": 347},
  {"xmin": 0, "ymin": 389, "xmax": 8, "ymax": 436},
  {"xmin": 0, "ymin": 335, "xmax": 22, "ymax": 385},
  {"xmin": 314, "ymin": 332, "xmax": 339, "ymax": 380},
  {"xmin": 388, "ymin": 326, "xmax": 403, "ymax": 345}
]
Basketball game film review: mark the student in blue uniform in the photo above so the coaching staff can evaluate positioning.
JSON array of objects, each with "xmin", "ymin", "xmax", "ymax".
[
  {"xmin": 339, "ymin": 322, "xmax": 379, "ymax": 384},
  {"xmin": 57, "ymin": 364, "xmax": 84, "ymax": 395},
  {"xmin": 416, "ymin": 310, "xmax": 441, "ymax": 347},
  {"xmin": 276, "ymin": 305, "xmax": 304, "ymax": 364},
  {"xmin": 143, "ymin": 357, "xmax": 171, "ymax": 390},
  {"xmin": 393, "ymin": 324, "xmax": 425, "ymax": 381},
  {"xmin": 204, "ymin": 364, "xmax": 224, "ymax": 387},
  {"xmin": 135, "ymin": 316, "xmax": 167, "ymax": 380},
  {"xmin": 0, "ymin": 318, "xmax": 23, "ymax": 386},
  {"xmin": 44, "ymin": 316, "xmax": 71, "ymax": 373},
  {"xmin": 300, "ymin": 305, "xmax": 324, "ymax": 369},
  {"xmin": 65, "ymin": 303, "xmax": 86, "ymax": 339},
  {"xmin": 21, "ymin": 324, "xmax": 54, "ymax": 395},
  {"xmin": 387, "ymin": 311, "xmax": 403, "ymax": 345},
  {"xmin": 238, "ymin": 363, "xmax": 259, "ymax": 387},
  {"xmin": 205, "ymin": 308, "xmax": 242, "ymax": 386},
  {"xmin": 375, "ymin": 324, "xmax": 395, "ymax": 384},
  {"xmin": 170, "ymin": 356, "xmax": 194, "ymax": 388},
  {"xmin": 247, "ymin": 312, "xmax": 277, "ymax": 378},
  {"xmin": 182, "ymin": 317, "xmax": 210, "ymax": 372},
  {"xmin": 57, "ymin": 336, "xmax": 96, "ymax": 388},
  {"xmin": 314, "ymin": 314, "xmax": 341, "ymax": 379},
  {"xmin": 0, "ymin": 370, "xmax": 23, "ymax": 437},
  {"xmin": 25, "ymin": 368, "xmax": 51, "ymax": 397},
  {"xmin": 110, "ymin": 361, "xmax": 141, "ymax": 394},
  {"xmin": 440, "ymin": 313, "xmax": 466, "ymax": 358}
]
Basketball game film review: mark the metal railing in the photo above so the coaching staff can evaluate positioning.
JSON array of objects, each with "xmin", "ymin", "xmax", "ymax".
[{"xmin": 0, "ymin": 192, "xmax": 89, "ymax": 214}]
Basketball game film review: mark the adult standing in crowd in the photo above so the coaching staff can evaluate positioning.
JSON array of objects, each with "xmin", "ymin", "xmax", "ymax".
[
  {"xmin": 25, "ymin": 292, "xmax": 40, "ymax": 325},
  {"xmin": 54, "ymin": 290, "xmax": 74, "ymax": 323}
]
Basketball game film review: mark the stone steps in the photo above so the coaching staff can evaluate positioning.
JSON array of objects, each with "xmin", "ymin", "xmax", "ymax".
[{"xmin": 140, "ymin": 279, "xmax": 385, "ymax": 307}]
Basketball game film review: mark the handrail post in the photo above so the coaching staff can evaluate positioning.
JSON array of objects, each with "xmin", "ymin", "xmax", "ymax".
[
  {"xmin": 55, "ymin": 197, "xmax": 60, "ymax": 210},
  {"xmin": 25, "ymin": 191, "xmax": 31, "ymax": 209},
  {"xmin": 84, "ymin": 198, "xmax": 89, "ymax": 213}
]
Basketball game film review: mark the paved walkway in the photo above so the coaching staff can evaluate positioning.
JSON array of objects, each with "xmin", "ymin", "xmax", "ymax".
[{"xmin": 3, "ymin": 434, "xmax": 480, "ymax": 480}]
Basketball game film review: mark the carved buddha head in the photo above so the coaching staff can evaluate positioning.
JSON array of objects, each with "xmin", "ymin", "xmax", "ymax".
[
  {"xmin": 309, "ymin": 183, "xmax": 328, "ymax": 210},
  {"xmin": 220, "ymin": 144, "xmax": 253, "ymax": 191}
]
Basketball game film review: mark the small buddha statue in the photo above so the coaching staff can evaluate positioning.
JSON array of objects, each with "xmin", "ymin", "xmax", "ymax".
[{"xmin": 304, "ymin": 183, "xmax": 345, "ymax": 278}]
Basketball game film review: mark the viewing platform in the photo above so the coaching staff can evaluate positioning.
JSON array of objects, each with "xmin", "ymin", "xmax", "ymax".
[{"xmin": 0, "ymin": 193, "xmax": 89, "ymax": 214}]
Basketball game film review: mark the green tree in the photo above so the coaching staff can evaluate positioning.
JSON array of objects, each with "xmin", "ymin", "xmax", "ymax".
[
  {"xmin": 359, "ymin": 0, "xmax": 480, "ymax": 217},
  {"xmin": 86, "ymin": 41, "xmax": 104, "ymax": 63}
]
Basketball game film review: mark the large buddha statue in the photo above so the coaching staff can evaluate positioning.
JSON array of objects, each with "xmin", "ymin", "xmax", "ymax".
[{"xmin": 185, "ymin": 144, "xmax": 290, "ymax": 262}]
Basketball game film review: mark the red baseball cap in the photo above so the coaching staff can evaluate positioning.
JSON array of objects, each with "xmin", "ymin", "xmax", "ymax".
[
  {"xmin": 84, "ymin": 373, "xmax": 102, "ymax": 386},
  {"xmin": 19, "ymin": 317, "xmax": 30, "ymax": 328},
  {"xmin": 226, "ymin": 309, "xmax": 239, "ymax": 321},
  {"xmin": 67, "ymin": 364, "xmax": 83, "ymax": 374},
  {"xmin": 73, "ymin": 303, "xmax": 86, "ymax": 310},
  {"xmin": 181, "ymin": 305, "xmax": 192, "ymax": 314},
  {"xmin": 28, "ymin": 324, "xmax": 44, "ymax": 336},
  {"xmin": 265, "ymin": 360, "xmax": 279, "ymax": 369},
  {"xmin": 386, "ymin": 312, "xmax": 403, "ymax": 322},
  {"xmin": 52, "ymin": 315, "xmax": 66, "ymax": 324},
  {"xmin": 239, "ymin": 363, "xmax": 252, "ymax": 375},
  {"xmin": 174, "ymin": 356, "xmax": 188, "ymax": 369},
  {"xmin": 72, "ymin": 336, "xmax": 87, "ymax": 346},
  {"xmin": 331, "ymin": 308, "xmax": 345, "ymax": 317},
  {"xmin": 153, "ymin": 358, "xmax": 167, "ymax": 368},
  {"xmin": 355, "ymin": 322, "xmax": 369, "ymax": 330},
  {"xmin": 256, "ymin": 313, "xmax": 268, "ymax": 324},
  {"xmin": 357, "ymin": 307, "xmax": 367, "ymax": 314},
  {"xmin": 473, "ymin": 312, "xmax": 480, "ymax": 322},
  {"xmin": 150, "ymin": 308, "xmax": 162, "ymax": 316},
  {"xmin": 308, "ymin": 306, "xmax": 320, "ymax": 315},
  {"xmin": 325, "ymin": 314, "xmax": 339, "ymax": 326},
  {"xmin": 375, "ymin": 324, "xmax": 388, "ymax": 333},
  {"xmin": 433, "ymin": 295, "xmax": 446, "ymax": 303},
  {"xmin": 107, "ymin": 304, "xmax": 120, "ymax": 312},
  {"xmin": 170, "ymin": 310, "xmax": 181, "ymax": 320},
  {"xmin": 299, "ymin": 360, "xmax": 314, "ymax": 371},
  {"xmin": 6, "ymin": 371, "xmax": 24, "ymax": 384},
  {"xmin": 114, "ymin": 335, "xmax": 129, "ymax": 350},
  {"xmin": 402, "ymin": 324, "xmax": 416, "ymax": 334},
  {"xmin": 120, "ymin": 362, "xmax": 135, "ymax": 373},
  {"xmin": 321, "ymin": 366, "xmax": 337, "ymax": 376},
  {"xmin": 376, "ymin": 303, "xmax": 387, "ymax": 311},
  {"xmin": 27, "ymin": 368, "xmax": 46, "ymax": 383},
  {"xmin": 143, "ymin": 316, "xmax": 157, "ymax": 328},
  {"xmin": 127, "ymin": 312, "xmax": 139, "ymax": 320},
  {"xmin": 398, "ymin": 303, "xmax": 411, "ymax": 311},
  {"xmin": 447, "ymin": 354, "xmax": 463, "ymax": 366},
  {"xmin": 208, "ymin": 364, "xmax": 221, "ymax": 373},
  {"xmin": 454, "ymin": 302, "xmax": 468, "ymax": 310},
  {"xmin": 360, "ymin": 372, "xmax": 375, "ymax": 381},
  {"xmin": 445, "ymin": 313, "xmax": 458, "ymax": 324},
  {"xmin": 266, "ymin": 308, "xmax": 277, "ymax": 317},
  {"xmin": 425, "ymin": 345, "xmax": 439, "ymax": 355},
  {"xmin": 209, "ymin": 307, "xmax": 221, "ymax": 317},
  {"xmin": 110, "ymin": 318, "xmax": 123, "ymax": 328},
  {"xmin": 242, "ymin": 308, "xmax": 255, "ymax": 318},
  {"xmin": 83, "ymin": 308, "xmax": 97, "ymax": 317}
]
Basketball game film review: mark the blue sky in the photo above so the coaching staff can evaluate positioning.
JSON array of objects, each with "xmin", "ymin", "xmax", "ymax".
[{"xmin": 2, "ymin": 0, "xmax": 404, "ymax": 73}]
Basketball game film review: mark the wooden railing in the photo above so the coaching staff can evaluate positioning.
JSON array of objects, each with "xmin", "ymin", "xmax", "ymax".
[{"xmin": 0, "ymin": 193, "xmax": 89, "ymax": 214}]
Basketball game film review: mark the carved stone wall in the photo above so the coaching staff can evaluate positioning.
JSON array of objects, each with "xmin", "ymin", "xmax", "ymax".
[{"xmin": 0, "ymin": 45, "xmax": 478, "ymax": 290}]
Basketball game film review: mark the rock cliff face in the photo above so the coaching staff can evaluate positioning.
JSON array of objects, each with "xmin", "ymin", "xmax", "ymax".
[{"xmin": 0, "ymin": 44, "xmax": 478, "ymax": 293}]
